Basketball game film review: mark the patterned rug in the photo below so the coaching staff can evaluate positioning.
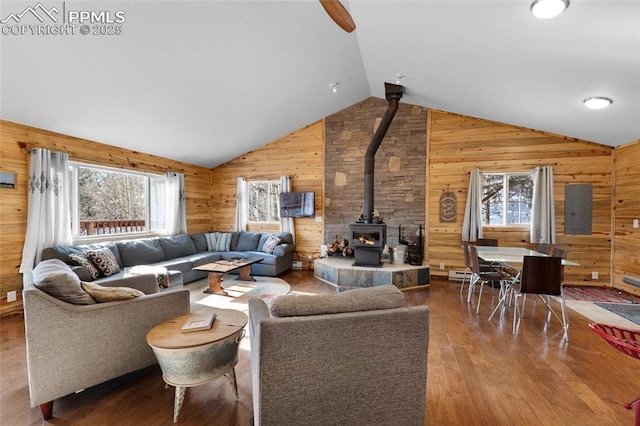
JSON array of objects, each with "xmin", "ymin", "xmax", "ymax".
[
  {"xmin": 594, "ymin": 303, "xmax": 640, "ymax": 325},
  {"xmin": 563, "ymin": 286, "xmax": 640, "ymax": 304},
  {"xmin": 189, "ymin": 275, "xmax": 290, "ymax": 312}
]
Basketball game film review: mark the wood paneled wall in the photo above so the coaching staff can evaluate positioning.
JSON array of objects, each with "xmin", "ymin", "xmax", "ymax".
[
  {"xmin": 210, "ymin": 121, "xmax": 324, "ymax": 262},
  {"xmin": 2, "ymin": 107, "xmax": 636, "ymax": 310},
  {"xmin": 613, "ymin": 140, "xmax": 640, "ymax": 295},
  {"xmin": 0, "ymin": 120, "xmax": 213, "ymax": 301},
  {"xmin": 427, "ymin": 110, "xmax": 614, "ymax": 287}
]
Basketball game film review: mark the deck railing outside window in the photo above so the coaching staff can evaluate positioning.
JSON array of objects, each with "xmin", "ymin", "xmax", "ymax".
[{"xmin": 79, "ymin": 220, "xmax": 146, "ymax": 236}]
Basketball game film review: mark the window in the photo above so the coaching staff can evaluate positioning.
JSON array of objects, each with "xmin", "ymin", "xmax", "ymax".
[
  {"xmin": 246, "ymin": 180, "xmax": 280, "ymax": 223},
  {"xmin": 68, "ymin": 162, "xmax": 166, "ymax": 237},
  {"xmin": 482, "ymin": 173, "xmax": 533, "ymax": 225}
]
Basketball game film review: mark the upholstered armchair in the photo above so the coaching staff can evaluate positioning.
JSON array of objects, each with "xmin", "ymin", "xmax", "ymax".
[
  {"xmin": 22, "ymin": 260, "xmax": 190, "ymax": 419},
  {"xmin": 248, "ymin": 285, "xmax": 430, "ymax": 426}
]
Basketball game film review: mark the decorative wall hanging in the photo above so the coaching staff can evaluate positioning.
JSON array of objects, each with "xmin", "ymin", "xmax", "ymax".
[{"xmin": 439, "ymin": 190, "xmax": 457, "ymax": 222}]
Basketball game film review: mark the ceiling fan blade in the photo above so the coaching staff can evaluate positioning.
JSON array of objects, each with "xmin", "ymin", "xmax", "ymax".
[{"xmin": 319, "ymin": 0, "xmax": 356, "ymax": 33}]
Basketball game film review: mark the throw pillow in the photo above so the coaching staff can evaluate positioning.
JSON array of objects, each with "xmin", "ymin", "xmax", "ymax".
[
  {"xmin": 205, "ymin": 233, "xmax": 217, "ymax": 251},
  {"xmin": 262, "ymin": 234, "xmax": 281, "ymax": 254},
  {"xmin": 31, "ymin": 259, "xmax": 97, "ymax": 305},
  {"xmin": 85, "ymin": 248, "xmax": 121, "ymax": 277},
  {"xmin": 214, "ymin": 232, "xmax": 232, "ymax": 251},
  {"xmin": 81, "ymin": 281, "xmax": 144, "ymax": 302},
  {"xmin": 68, "ymin": 252, "xmax": 100, "ymax": 280}
]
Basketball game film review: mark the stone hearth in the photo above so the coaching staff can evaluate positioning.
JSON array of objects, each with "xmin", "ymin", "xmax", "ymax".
[{"xmin": 314, "ymin": 257, "xmax": 430, "ymax": 290}]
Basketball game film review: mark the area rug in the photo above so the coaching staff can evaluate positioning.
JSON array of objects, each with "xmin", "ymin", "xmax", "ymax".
[
  {"xmin": 563, "ymin": 286, "xmax": 640, "ymax": 304},
  {"xmin": 189, "ymin": 275, "xmax": 290, "ymax": 312},
  {"xmin": 594, "ymin": 303, "xmax": 640, "ymax": 326}
]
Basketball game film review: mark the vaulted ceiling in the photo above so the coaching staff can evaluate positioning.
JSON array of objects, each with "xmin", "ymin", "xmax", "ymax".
[{"xmin": 2, "ymin": 1, "xmax": 638, "ymax": 168}]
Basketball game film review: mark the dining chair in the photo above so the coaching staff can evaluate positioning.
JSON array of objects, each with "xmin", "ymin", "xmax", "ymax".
[
  {"xmin": 513, "ymin": 256, "xmax": 568, "ymax": 341},
  {"xmin": 537, "ymin": 243, "xmax": 551, "ymax": 255},
  {"xmin": 476, "ymin": 238, "xmax": 497, "ymax": 271},
  {"xmin": 551, "ymin": 246, "xmax": 567, "ymax": 282},
  {"xmin": 551, "ymin": 247, "xmax": 566, "ymax": 259},
  {"xmin": 460, "ymin": 242, "xmax": 473, "ymax": 295},
  {"xmin": 467, "ymin": 245, "xmax": 506, "ymax": 314},
  {"xmin": 476, "ymin": 238, "xmax": 511, "ymax": 287},
  {"xmin": 461, "ymin": 242, "xmax": 500, "ymax": 296}
]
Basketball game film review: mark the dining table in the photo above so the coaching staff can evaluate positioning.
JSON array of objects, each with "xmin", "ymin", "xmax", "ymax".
[
  {"xmin": 477, "ymin": 246, "xmax": 580, "ymax": 321},
  {"xmin": 476, "ymin": 246, "xmax": 580, "ymax": 267}
]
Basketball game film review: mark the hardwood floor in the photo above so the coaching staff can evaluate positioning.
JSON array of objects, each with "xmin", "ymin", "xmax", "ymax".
[{"xmin": 1, "ymin": 271, "xmax": 637, "ymax": 425}]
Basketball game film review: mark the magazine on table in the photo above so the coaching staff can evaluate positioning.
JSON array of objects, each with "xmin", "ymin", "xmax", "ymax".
[{"xmin": 181, "ymin": 313, "xmax": 217, "ymax": 333}]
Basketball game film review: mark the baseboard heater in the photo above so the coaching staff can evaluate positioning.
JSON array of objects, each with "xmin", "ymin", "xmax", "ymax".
[
  {"xmin": 448, "ymin": 270, "xmax": 467, "ymax": 281},
  {"xmin": 623, "ymin": 276, "xmax": 640, "ymax": 288}
]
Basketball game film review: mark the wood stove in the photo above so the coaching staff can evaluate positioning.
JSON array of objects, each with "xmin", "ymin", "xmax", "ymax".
[
  {"xmin": 349, "ymin": 82, "xmax": 403, "ymax": 267},
  {"xmin": 349, "ymin": 223, "xmax": 386, "ymax": 267}
]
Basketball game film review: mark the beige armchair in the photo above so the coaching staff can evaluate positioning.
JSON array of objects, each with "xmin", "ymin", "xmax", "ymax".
[
  {"xmin": 22, "ymin": 268, "xmax": 190, "ymax": 419},
  {"xmin": 248, "ymin": 285, "xmax": 430, "ymax": 426}
]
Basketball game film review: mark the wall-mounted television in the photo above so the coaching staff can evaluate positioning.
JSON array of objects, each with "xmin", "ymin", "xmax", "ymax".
[{"xmin": 279, "ymin": 192, "xmax": 315, "ymax": 218}]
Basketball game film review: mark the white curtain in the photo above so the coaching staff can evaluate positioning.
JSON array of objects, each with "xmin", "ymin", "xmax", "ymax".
[
  {"xmin": 279, "ymin": 175, "xmax": 295, "ymax": 241},
  {"xmin": 235, "ymin": 177, "xmax": 247, "ymax": 231},
  {"xmin": 165, "ymin": 172, "xmax": 187, "ymax": 235},
  {"xmin": 20, "ymin": 148, "xmax": 72, "ymax": 273},
  {"xmin": 462, "ymin": 168, "xmax": 484, "ymax": 242},
  {"xmin": 530, "ymin": 166, "xmax": 556, "ymax": 244}
]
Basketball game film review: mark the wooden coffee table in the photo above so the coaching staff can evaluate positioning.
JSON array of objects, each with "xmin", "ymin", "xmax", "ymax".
[
  {"xmin": 193, "ymin": 257, "xmax": 263, "ymax": 295},
  {"xmin": 146, "ymin": 308, "xmax": 248, "ymax": 423}
]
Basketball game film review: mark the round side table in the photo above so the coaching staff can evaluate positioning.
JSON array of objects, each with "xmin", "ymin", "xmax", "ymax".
[{"xmin": 146, "ymin": 308, "xmax": 248, "ymax": 423}]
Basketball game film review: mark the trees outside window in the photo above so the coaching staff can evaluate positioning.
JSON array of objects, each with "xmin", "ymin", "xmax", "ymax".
[
  {"xmin": 69, "ymin": 163, "xmax": 166, "ymax": 236},
  {"xmin": 482, "ymin": 173, "xmax": 533, "ymax": 225},
  {"xmin": 247, "ymin": 181, "xmax": 280, "ymax": 223}
]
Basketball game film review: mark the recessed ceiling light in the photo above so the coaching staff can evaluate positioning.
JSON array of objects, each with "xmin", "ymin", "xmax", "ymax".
[
  {"xmin": 583, "ymin": 97, "xmax": 613, "ymax": 110},
  {"xmin": 330, "ymin": 82, "xmax": 338, "ymax": 93},
  {"xmin": 531, "ymin": 0, "xmax": 569, "ymax": 19}
]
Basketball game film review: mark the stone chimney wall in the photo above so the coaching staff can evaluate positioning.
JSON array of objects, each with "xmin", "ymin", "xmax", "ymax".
[{"xmin": 324, "ymin": 97, "xmax": 427, "ymax": 246}]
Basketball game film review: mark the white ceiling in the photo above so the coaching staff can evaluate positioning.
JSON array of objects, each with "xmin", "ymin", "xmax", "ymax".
[{"xmin": 1, "ymin": 1, "xmax": 639, "ymax": 168}]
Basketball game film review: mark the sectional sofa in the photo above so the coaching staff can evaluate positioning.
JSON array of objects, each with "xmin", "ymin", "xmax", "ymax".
[
  {"xmin": 23, "ymin": 230, "xmax": 294, "ymax": 419},
  {"xmin": 40, "ymin": 231, "xmax": 296, "ymax": 290}
]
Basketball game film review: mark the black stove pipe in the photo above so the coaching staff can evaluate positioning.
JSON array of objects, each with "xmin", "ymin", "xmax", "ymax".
[{"xmin": 362, "ymin": 82, "xmax": 404, "ymax": 224}]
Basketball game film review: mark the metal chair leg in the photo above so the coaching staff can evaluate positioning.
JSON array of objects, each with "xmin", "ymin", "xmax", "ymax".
[
  {"xmin": 520, "ymin": 294, "xmax": 528, "ymax": 319},
  {"xmin": 460, "ymin": 268, "xmax": 471, "ymax": 295},
  {"xmin": 560, "ymin": 298, "xmax": 569, "ymax": 341},
  {"xmin": 488, "ymin": 289, "xmax": 506, "ymax": 320},
  {"xmin": 467, "ymin": 274, "xmax": 478, "ymax": 303},
  {"xmin": 475, "ymin": 281, "xmax": 486, "ymax": 314},
  {"xmin": 488, "ymin": 280, "xmax": 512, "ymax": 321},
  {"xmin": 513, "ymin": 294, "xmax": 520, "ymax": 335}
]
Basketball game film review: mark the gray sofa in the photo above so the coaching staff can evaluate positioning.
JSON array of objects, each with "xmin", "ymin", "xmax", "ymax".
[
  {"xmin": 248, "ymin": 285, "xmax": 430, "ymax": 426},
  {"xmin": 22, "ymin": 260, "xmax": 191, "ymax": 419},
  {"xmin": 41, "ymin": 231, "xmax": 295, "ymax": 290}
]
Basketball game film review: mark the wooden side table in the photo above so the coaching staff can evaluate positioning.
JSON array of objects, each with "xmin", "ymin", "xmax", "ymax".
[{"xmin": 146, "ymin": 308, "xmax": 248, "ymax": 423}]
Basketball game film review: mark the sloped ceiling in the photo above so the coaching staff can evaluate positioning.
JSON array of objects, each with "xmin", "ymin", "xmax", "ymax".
[{"xmin": 1, "ymin": 1, "xmax": 639, "ymax": 168}]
